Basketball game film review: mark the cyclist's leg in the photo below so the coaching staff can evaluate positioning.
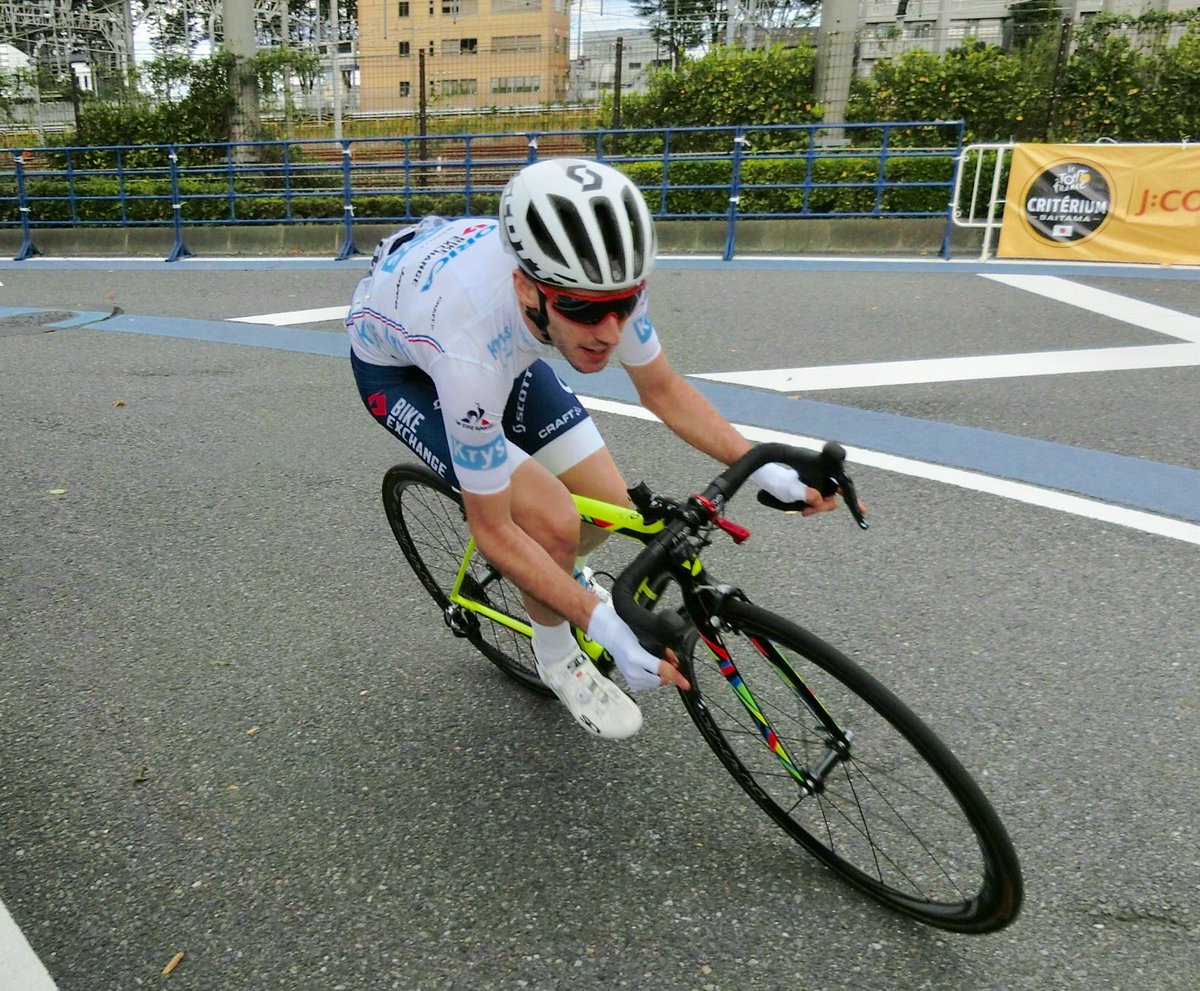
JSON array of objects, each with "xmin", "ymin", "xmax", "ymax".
[
  {"xmin": 353, "ymin": 354, "xmax": 580, "ymax": 613},
  {"xmin": 351, "ymin": 351, "xmax": 458, "ymax": 486},
  {"xmin": 503, "ymin": 360, "xmax": 630, "ymax": 557}
]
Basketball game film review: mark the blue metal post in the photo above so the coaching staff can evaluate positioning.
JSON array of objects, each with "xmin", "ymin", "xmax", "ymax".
[
  {"xmin": 525, "ymin": 133, "xmax": 539, "ymax": 164},
  {"xmin": 335, "ymin": 139, "xmax": 361, "ymax": 260},
  {"xmin": 165, "ymin": 146, "xmax": 193, "ymax": 262},
  {"xmin": 722, "ymin": 129, "xmax": 749, "ymax": 262},
  {"xmin": 12, "ymin": 151, "xmax": 41, "ymax": 261},
  {"xmin": 940, "ymin": 122, "xmax": 966, "ymax": 259},
  {"xmin": 874, "ymin": 124, "xmax": 892, "ymax": 217}
]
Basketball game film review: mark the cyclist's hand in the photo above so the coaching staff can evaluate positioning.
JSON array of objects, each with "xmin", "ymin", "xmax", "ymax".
[
  {"xmin": 802, "ymin": 488, "xmax": 841, "ymax": 517},
  {"xmin": 751, "ymin": 462, "xmax": 838, "ymax": 515},
  {"xmin": 587, "ymin": 603, "xmax": 691, "ymax": 692},
  {"xmin": 658, "ymin": 647, "xmax": 690, "ymax": 690}
]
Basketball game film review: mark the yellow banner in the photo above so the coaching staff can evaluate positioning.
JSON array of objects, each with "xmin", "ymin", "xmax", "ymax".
[{"xmin": 997, "ymin": 143, "xmax": 1200, "ymax": 265}]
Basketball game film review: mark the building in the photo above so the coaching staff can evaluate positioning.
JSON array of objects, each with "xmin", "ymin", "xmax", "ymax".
[
  {"xmin": 856, "ymin": 0, "xmax": 1199, "ymax": 76},
  {"xmin": 567, "ymin": 29, "xmax": 666, "ymax": 103},
  {"xmin": 356, "ymin": 0, "xmax": 573, "ymax": 114}
]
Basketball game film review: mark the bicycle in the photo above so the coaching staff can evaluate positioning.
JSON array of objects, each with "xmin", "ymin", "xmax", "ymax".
[{"xmin": 382, "ymin": 440, "xmax": 1024, "ymax": 933}]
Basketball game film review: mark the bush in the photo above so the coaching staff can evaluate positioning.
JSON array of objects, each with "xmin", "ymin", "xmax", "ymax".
[{"xmin": 624, "ymin": 154, "xmax": 957, "ymax": 218}]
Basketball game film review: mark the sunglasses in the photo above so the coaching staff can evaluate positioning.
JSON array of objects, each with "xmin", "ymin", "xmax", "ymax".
[{"xmin": 538, "ymin": 282, "xmax": 645, "ymax": 326}]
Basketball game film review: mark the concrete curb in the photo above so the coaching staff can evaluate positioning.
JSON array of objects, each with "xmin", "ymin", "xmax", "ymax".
[{"xmin": 0, "ymin": 218, "xmax": 985, "ymax": 261}]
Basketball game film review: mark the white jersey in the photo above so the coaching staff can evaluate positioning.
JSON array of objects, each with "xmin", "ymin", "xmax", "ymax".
[{"xmin": 346, "ymin": 218, "xmax": 661, "ymax": 494}]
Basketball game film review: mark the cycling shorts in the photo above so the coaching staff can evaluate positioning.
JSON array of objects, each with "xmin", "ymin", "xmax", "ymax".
[{"xmin": 351, "ymin": 352, "xmax": 604, "ymax": 491}]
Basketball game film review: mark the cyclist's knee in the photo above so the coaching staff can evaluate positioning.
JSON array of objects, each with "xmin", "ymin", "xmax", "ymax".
[{"xmin": 511, "ymin": 462, "xmax": 580, "ymax": 568}]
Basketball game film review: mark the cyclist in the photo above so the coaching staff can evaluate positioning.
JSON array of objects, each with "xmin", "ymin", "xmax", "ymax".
[{"xmin": 348, "ymin": 158, "xmax": 837, "ymax": 740}]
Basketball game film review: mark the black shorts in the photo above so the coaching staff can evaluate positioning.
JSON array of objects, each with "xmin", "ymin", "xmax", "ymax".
[{"xmin": 351, "ymin": 352, "xmax": 604, "ymax": 489}]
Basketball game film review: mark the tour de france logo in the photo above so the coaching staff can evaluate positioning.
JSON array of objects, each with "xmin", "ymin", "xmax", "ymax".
[{"xmin": 1021, "ymin": 160, "xmax": 1113, "ymax": 243}]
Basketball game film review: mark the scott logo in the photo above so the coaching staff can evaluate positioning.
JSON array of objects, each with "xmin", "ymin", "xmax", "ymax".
[{"xmin": 566, "ymin": 163, "xmax": 601, "ymax": 192}]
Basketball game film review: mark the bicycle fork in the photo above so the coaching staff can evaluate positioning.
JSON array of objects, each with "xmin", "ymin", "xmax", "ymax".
[{"xmin": 697, "ymin": 625, "xmax": 853, "ymax": 799}]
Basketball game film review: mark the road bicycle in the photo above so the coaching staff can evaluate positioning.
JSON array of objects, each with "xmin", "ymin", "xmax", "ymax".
[{"xmin": 382, "ymin": 440, "xmax": 1024, "ymax": 933}]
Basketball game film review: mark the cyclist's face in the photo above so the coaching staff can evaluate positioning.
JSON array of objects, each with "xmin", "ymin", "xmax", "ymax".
[{"xmin": 513, "ymin": 271, "xmax": 633, "ymax": 374}]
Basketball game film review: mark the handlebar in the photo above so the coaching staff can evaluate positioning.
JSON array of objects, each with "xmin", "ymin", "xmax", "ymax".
[{"xmin": 611, "ymin": 441, "xmax": 867, "ymax": 655}]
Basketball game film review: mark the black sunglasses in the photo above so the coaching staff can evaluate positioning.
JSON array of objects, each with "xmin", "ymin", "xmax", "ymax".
[{"xmin": 538, "ymin": 283, "xmax": 645, "ymax": 326}]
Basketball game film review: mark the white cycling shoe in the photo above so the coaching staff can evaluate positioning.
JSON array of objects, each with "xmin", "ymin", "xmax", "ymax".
[{"xmin": 536, "ymin": 649, "xmax": 643, "ymax": 740}]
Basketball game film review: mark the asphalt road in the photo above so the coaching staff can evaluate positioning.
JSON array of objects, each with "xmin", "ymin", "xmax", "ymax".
[{"xmin": 1, "ymin": 259, "xmax": 1198, "ymax": 991}]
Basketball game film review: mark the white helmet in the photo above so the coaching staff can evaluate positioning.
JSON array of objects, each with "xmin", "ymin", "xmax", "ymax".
[{"xmin": 499, "ymin": 158, "xmax": 656, "ymax": 291}]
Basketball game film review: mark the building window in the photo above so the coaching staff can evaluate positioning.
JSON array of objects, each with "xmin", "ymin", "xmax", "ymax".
[
  {"xmin": 493, "ymin": 0, "xmax": 541, "ymax": 10},
  {"xmin": 442, "ymin": 37, "xmax": 477, "ymax": 54},
  {"xmin": 493, "ymin": 34, "xmax": 540, "ymax": 53},
  {"xmin": 439, "ymin": 78, "xmax": 478, "ymax": 95},
  {"xmin": 398, "ymin": 41, "xmax": 411, "ymax": 57},
  {"xmin": 398, "ymin": 1, "xmax": 410, "ymax": 15},
  {"xmin": 441, "ymin": 0, "xmax": 479, "ymax": 13},
  {"xmin": 399, "ymin": 81, "xmax": 411, "ymax": 96},
  {"xmin": 492, "ymin": 75, "xmax": 540, "ymax": 93}
]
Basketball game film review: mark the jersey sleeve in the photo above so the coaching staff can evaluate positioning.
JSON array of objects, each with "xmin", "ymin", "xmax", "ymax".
[
  {"xmin": 429, "ymin": 357, "xmax": 519, "ymax": 496},
  {"xmin": 614, "ymin": 296, "xmax": 662, "ymax": 368}
]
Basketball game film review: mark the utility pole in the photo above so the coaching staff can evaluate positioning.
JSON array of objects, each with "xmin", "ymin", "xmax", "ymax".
[
  {"xmin": 330, "ymin": 0, "xmax": 343, "ymax": 141},
  {"xmin": 814, "ymin": 0, "xmax": 856, "ymax": 143},
  {"xmin": 223, "ymin": 0, "xmax": 261, "ymax": 154}
]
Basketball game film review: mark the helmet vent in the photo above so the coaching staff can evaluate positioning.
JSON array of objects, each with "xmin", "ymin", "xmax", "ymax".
[
  {"xmin": 622, "ymin": 187, "xmax": 646, "ymax": 277},
  {"xmin": 525, "ymin": 203, "xmax": 566, "ymax": 270},
  {"xmin": 549, "ymin": 194, "xmax": 602, "ymax": 284},
  {"xmin": 592, "ymin": 198, "xmax": 625, "ymax": 284}
]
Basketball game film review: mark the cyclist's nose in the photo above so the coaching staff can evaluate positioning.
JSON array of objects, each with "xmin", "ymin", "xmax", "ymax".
[{"xmin": 593, "ymin": 312, "xmax": 622, "ymax": 344}]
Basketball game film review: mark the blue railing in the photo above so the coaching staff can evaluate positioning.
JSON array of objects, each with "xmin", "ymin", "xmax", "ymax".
[{"xmin": 1, "ymin": 121, "xmax": 965, "ymax": 262}]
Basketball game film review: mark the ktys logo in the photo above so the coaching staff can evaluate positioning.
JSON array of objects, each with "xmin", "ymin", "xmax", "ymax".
[{"xmin": 1023, "ymin": 161, "xmax": 1112, "ymax": 243}]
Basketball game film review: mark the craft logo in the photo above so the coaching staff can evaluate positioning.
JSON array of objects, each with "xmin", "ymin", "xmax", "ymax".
[{"xmin": 1022, "ymin": 161, "xmax": 1112, "ymax": 243}]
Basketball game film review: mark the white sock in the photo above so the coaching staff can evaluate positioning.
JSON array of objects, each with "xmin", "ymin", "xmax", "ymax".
[{"xmin": 531, "ymin": 620, "xmax": 577, "ymax": 666}]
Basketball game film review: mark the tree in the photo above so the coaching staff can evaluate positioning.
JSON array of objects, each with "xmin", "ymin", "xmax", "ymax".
[
  {"xmin": 630, "ymin": 0, "xmax": 726, "ymax": 68},
  {"xmin": 848, "ymin": 41, "xmax": 1045, "ymax": 142},
  {"xmin": 1008, "ymin": 0, "xmax": 1063, "ymax": 49},
  {"xmin": 617, "ymin": 44, "xmax": 821, "ymax": 131}
]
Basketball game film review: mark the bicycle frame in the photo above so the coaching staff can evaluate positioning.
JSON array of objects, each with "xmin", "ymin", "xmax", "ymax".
[
  {"xmin": 446, "ymin": 493, "xmax": 666, "ymax": 651},
  {"xmin": 444, "ymin": 489, "xmax": 848, "ymax": 794}
]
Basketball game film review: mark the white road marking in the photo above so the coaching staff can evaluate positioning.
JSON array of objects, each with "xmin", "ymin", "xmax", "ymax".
[
  {"xmin": 981, "ymin": 274, "xmax": 1200, "ymax": 343},
  {"xmin": 578, "ymin": 396, "xmax": 1200, "ymax": 547},
  {"xmin": 695, "ymin": 343, "xmax": 1200, "ymax": 391},
  {"xmin": 0, "ymin": 899, "xmax": 58, "ymax": 991},
  {"xmin": 231, "ymin": 305, "xmax": 348, "ymax": 325},
  {"xmin": 695, "ymin": 274, "xmax": 1200, "ymax": 391}
]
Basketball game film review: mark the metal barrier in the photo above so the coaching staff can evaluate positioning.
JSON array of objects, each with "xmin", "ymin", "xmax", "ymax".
[
  {"xmin": 0, "ymin": 121, "xmax": 964, "ymax": 263},
  {"xmin": 951, "ymin": 142, "xmax": 1016, "ymax": 261}
]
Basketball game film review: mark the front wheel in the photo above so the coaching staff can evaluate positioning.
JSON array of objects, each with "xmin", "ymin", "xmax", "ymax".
[
  {"xmin": 678, "ymin": 598, "xmax": 1023, "ymax": 933},
  {"xmin": 382, "ymin": 463, "xmax": 549, "ymax": 695}
]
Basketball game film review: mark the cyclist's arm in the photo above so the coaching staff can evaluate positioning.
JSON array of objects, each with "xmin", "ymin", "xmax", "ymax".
[
  {"xmin": 626, "ymin": 351, "xmax": 839, "ymax": 515},
  {"xmin": 624, "ymin": 351, "xmax": 753, "ymax": 465},
  {"xmin": 460, "ymin": 473, "xmax": 599, "ymax": 632}
]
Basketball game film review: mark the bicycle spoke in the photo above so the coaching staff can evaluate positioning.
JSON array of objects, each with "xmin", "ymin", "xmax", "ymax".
[
  {"xmin": 384, "ymin": 465, "xmax": 544, "ymax": 693},
  {"xmin": 680, "ymin": 602, "xmax": 1020, "ymax": 931}
]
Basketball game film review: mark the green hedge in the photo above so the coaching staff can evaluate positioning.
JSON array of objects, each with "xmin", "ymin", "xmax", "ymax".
[
  {"xmin": 6, "ymin": 156, "xmax": 954, "ymax": 225},
  {"xmin": 624, "ymin": 156, "xmax": 956, "ymax": 216}
]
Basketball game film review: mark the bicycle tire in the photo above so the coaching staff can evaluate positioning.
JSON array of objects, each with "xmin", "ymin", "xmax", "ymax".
[
  {"xmin": 382, "ymin": 462, "xmax": 550, "ymax": 695},
  {"xmin": 677, "ymin": 598, "xmax": 1023, "ymax": 933}
]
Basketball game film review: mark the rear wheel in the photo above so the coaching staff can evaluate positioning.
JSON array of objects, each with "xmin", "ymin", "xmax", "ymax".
[
  {"xmin": 678, "ymin": 598, "xmax": 1023, "ymax": 933},
  {"xmin": 382, "ymin": 463, "xmax": 548, "ymax": 694}
]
